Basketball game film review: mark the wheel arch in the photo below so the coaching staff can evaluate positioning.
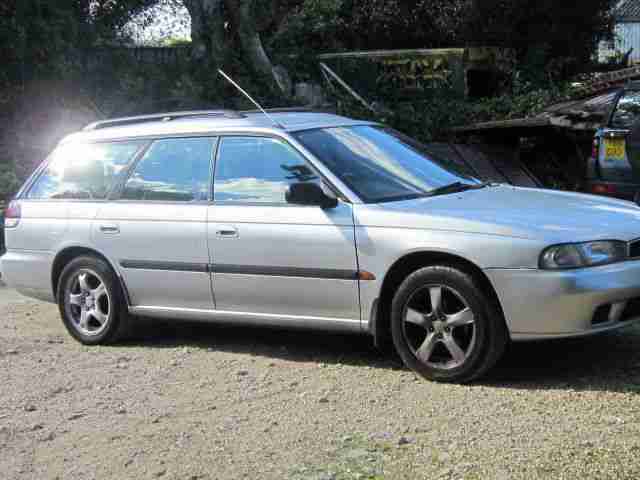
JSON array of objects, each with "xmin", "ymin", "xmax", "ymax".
[
  {"xmin": 51, "ymin": 246, "xmax": 130, "ymax": 306},
  {"xmin": 371, "ymin": 250, "xmax": 506, "ymax": 349}
]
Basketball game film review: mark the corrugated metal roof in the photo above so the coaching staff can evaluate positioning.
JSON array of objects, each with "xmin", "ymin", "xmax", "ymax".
[
  {"xmin": 453, "ymin": 90, "xmax": 621, "ymax": 134},
  {"xmin": 617, "ymin": 0, "xmax": 640, "ymax": 22}
]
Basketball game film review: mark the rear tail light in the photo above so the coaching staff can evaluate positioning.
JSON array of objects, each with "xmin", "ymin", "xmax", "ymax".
[
  {"xmin": 590, "ymin": 183, "xmax": 617, "ymax": 196},
  {"xmin": 4, "ymin": 201, "xmax": 21, "ymax": 229},
  {"xmin": 592, "ymin": 137, "xmax": 600, "ymax": 159}
]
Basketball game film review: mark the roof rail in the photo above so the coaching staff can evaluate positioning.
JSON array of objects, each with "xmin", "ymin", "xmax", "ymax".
[
  {"xmin": 240, "ymin": 107, "xmax": 313, "ymax": 114},
  {"xmin": 83, "ymin": 110, "xmax": 245, "ymax": 131}
]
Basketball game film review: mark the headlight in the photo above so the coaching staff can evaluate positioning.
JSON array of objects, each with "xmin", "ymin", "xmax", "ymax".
[{"xmin": 540, "ymin": 241, "xmax": 628, "ymax": 269}]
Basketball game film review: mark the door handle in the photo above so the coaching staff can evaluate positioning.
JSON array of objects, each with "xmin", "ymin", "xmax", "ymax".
[
  {"xmin": 215, "ymin": 225, "xmax": 238, "ymax": 238},
  {"xmin": 99, "ymin": 224, "xmax": 120, "ymax": 234}
]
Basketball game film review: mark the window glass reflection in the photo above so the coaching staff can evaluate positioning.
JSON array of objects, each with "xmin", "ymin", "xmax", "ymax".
[
  {"xmin": 28, "ymin": 141, "xmax": 143, "ymax": 200},
  {"xmin": 214, "ymin": 137, "xmax": 319, "ymax": 203},
  {"xmin": 122, "ymin": 137, "xmax": 214, "ymax": 202},
  {"xmin": 295, "ymin": 126, "xmax": 475, "ymax": 203}
]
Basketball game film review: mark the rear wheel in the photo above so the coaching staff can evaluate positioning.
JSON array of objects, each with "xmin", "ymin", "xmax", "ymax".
[
  {"xmin": 57, "ymin": 256, "xmax": 131, "ymax": 345},
  {"xmin": 391, "ymin": 265, "xmax": 507, "ymax": 383}
]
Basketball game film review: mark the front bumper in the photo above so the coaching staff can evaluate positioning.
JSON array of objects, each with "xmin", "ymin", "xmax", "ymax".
[{"xmin": 486, "ymin": 260, "xmax": 640, "ymax": 340}]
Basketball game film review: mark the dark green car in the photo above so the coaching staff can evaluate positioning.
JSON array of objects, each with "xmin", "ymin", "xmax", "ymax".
[{"xmin": 590, "ymin": 83, "xmax": 640, "ymax": 200}]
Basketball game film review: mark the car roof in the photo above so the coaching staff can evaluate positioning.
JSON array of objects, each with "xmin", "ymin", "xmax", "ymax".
[{"xmin": 61, "ymin": 111, "xmax": 375, "ymax": 144}]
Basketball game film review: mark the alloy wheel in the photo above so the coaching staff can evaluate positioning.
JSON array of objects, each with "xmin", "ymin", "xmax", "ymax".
[
  {"xmin": 402, "ymin": 284, "xmax": 476, "ymax": 370},
  {"xmin": 66, "ymin": 269, "xmax": 111, "ymax": 336}
]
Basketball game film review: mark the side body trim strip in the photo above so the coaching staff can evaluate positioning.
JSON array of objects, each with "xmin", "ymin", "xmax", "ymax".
[
  {"xmin": 120, "ymin": 260, "xmax": 359, "ymax": 280},
  {"xmin": 120, "ymin": 260, "xmax": 209, "ymax": 273},
  {"xmin": 212, "ymin": 264, "xmax": 358, "ymax": 280}
]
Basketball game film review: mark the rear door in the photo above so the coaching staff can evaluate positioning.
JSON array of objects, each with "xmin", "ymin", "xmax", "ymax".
[
  {"xmin": 93, "ymin": 137, "xmax": 215, "ymax": 310},
  {"xmin": 207, "ymin": 135, "xmax": 360, "ymax": 322}
]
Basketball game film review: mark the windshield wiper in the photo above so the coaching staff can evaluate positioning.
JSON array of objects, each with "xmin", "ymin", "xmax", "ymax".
[{"xmin": 424, "ymin": 182, "xmax": 488, "ymax": 198}]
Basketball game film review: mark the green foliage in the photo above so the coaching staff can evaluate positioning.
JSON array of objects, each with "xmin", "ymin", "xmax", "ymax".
[
  {"xmin": 269, "ymin": 0, "xmax": 467, "ymax": 62},
  {"xmin": 336, "ymin": 0, "xmax": 467, "ymax": 50},
  {"xmin": 464, "ymin": 0, "xmax": 617, "ymax": 81},
  {"xmin": 0, "ymin": 0, "xmax": 159, "ymax": 88},
  {"xmin": 272, "ymin": 0, "xmax": 615, "ymax": 87},
  {"xmin": 270, "ymin": 0, "xmax": 345, "ymax": 52},
  {"xmin": 0, "ymin": 161, "xmax": 20, "ymax": 201},
  {"xmin": 0, "ymin": 0, "xmax": 619, "ymax": 199}
]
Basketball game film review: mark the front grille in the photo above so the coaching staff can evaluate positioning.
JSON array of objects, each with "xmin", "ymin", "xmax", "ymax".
[
  {"xmin": 592, "ymin": 304, "xmax": 612, "ymax": 325},
  {"xmin": 629, "ymin": 239, "xmax": 640, "ymax": 259},
  {"xmin": 592, "ymin": 298, "xmax": 640, "ymax": 326},
  {"xmin": 622, "ymin": 298, "xmax": 640, "ymax": 322}
]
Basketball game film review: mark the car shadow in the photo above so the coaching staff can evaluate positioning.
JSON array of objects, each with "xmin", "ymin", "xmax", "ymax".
[
  {"xmin": 485, "ymin": 325, "xmax": 640, "ymax": 393},
  {"xmin": 121, "ymin": 319, "xmax": 640, "ymax": 393},
  {"xmin": 122, "ymin": 318, "xmax": 404, "ymax": 371}
]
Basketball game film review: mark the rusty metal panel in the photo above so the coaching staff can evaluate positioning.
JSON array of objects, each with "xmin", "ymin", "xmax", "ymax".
[
  {"xmin": 448, "ymin": 144, "xmax": 541, "ymax": 187},
  {"xmin": 421, "ymin": 143, "xmax": 472, "ymax": 173},
  {"xmin": 452, "ymin": 116, "xmax": 551, "ymax": 134},
  {"xmin": 450, "ymin": 144, "xmax": 509, "ymax": 183},
  {"xmin": 471, "ymin": 143, "xmax": 541, "ymax": 187}
]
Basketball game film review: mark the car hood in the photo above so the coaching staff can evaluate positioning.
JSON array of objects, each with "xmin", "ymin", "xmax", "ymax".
[{"xmin": 355, "ymin": 185, "xmax": 640, "ymax": 242}]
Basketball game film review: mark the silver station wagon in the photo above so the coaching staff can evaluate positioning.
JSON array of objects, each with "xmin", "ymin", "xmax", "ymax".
[{"xmin": 4, "ymin": 110, "xmax": 640, "ymax": 383}]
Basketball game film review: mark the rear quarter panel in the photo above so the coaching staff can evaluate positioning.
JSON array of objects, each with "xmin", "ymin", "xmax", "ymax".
[{"xmin": 2, "ymin": 201, "xmax": 107, "ymax": 301}]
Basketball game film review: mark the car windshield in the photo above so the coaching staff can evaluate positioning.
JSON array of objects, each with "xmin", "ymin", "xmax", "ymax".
[
  {"xmin": 294, "ymin": 125, "xmax": 479, "ymax": 203},
  {"xmin": 610, "ymin": 90, "xmax": 640, "ymax": 129}
]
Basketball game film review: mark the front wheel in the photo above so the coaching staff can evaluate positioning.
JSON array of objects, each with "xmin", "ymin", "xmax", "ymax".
[{"xmin": 391, "ymin": 265, "xmax": 508, "ymax": 383}]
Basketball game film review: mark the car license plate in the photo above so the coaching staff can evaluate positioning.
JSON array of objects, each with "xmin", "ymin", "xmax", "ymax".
[{"xmin": 604, "ymin": 138, "xmax": 626, "ymax": 160}]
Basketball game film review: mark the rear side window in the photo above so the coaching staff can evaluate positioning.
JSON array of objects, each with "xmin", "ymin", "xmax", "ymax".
[
  {"xmin": 611, "ymin": 90, "xmax": 640, "ymax": 129},
  {"xmin": 121, "ymin": 137, "xmax": 214, "ymax": 202},
  {"xmin": 214, "ymin": 137, "xmax": 320, "ymax": 203},
  {"xmin": 27, "ymin": 141, "xmax": 144, "ymax": 200}
]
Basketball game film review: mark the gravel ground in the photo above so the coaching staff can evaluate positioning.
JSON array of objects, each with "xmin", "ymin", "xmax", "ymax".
[{"xmin": 2, "ymin": 284, "xmax": 640, "ymax": 480}]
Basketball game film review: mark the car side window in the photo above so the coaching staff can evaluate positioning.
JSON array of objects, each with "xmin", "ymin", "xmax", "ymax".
[
  {"xmin": 611, "ymin": 90, "xmax": 640, "ymax": 129},
  {"xmin": 214, "ymin": 137, "xmax": 320, "ymax": 203},
  {"xmin": 27, "ymin": 141, "xmax": 144, "ymax": 200},
  {"xmin": 121, "ymin": 137, "xmax": 214, "ymax": 202}
]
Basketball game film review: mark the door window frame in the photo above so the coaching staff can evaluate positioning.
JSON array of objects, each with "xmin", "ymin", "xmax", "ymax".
[
  {"xmin": 110, "ymin": 136, "xmax": 219, "ymax": 204},
  {"xmin": 211, "ymin": 133, "xmax": 348, "ymax": 207}
]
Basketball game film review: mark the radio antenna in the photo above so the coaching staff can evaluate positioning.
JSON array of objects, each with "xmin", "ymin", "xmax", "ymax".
[{"xmin": 218, "ymin": 69, "xmax": 285, "ymax": 129}]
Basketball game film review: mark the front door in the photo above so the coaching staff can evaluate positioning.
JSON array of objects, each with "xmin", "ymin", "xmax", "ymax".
[
  {"xmin": 93, "ymin": 137, "xmax": 215, "ymax": 310},
  {"xmin": 207, "ymin": 136, "xmax": 360, "ymax": 322}
]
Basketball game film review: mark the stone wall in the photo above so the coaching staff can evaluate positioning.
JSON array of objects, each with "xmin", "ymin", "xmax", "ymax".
[{"xmin": 84, "ymin": 46, "xmax": 192, "ymax": 69}]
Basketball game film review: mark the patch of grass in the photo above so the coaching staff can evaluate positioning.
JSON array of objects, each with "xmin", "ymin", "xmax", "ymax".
[{"xmin": 290, "ymin": 434, "xmax": 388, "ymax": 480}]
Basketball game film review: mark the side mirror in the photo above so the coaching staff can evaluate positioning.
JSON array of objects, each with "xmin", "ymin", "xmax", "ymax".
[{"xmin": 286, "ymin": 182, "xmax": 338, "ymax": 209}]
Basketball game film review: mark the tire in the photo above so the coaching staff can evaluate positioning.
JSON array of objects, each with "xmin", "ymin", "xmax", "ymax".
[
  {"xmin": 56, "ymin": 255, "xmax": 132, "ymax": 345},
  {"xmin": 390, "ymin": 264, "xmax": 508, "ymax": 383}
]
